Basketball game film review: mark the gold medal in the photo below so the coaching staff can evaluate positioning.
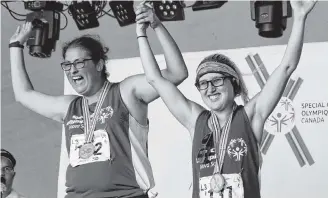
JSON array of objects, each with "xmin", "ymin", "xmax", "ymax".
[
  {"xmin": 79, "ymin": 143, "xmax": 95, "ymax": 159},
  {"xmin": 210, "ymin": 173, "xmax": 225, "ymax": 193}
]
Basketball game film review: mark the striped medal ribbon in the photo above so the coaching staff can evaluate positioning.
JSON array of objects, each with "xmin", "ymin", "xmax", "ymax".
[
  {"xmin": 209, "ymin": 105, "xmax": 236, "ymax": 194},
  {"xmin": 79, "ymin": 81, "xmax": 111, "ymax": 159}
]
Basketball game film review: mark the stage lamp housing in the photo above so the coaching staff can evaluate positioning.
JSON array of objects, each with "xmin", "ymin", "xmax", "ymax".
[
  {"xmin": 192, "ymin": 0, "xmax": 227, "ymax": 11},
  {"xmin": 68, "ymin": 1, "xmax": 100, "ymax": 30},
  {"xmin": 251, "ymin": 0, "xmax": 292, "ymax": 38},
  {"xmin": 25, "ymin": 10, "xmax": 61, "ymax": 58},
  {"xmin": 24, "ymin": 1, "xmax": 64, "ymax": 11},
  {"xmin": 153, "ymin": 1, "xmax": 185, "ymax": 21},
  {"xmin": 109, "ymin": 1, "xmax": 136, "ymax": 27}
]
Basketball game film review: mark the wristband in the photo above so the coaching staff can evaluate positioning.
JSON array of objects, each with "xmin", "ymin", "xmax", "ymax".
[
  {"xmin": 137, "ymin": 35, "xmax": 148, "ymax": 39},
  {"xmin": 9, "ymin": 41, "xmax": 24, "ymax": 49}
]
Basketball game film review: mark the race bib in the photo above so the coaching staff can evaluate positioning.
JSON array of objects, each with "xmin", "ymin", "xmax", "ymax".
[
  {"xmin": 69, "ymin": 130, "xmax": 111, "ymax": 167},
  {"xmin": 199, "ymin": 173, "xmax": 244, "ymax": 198}
]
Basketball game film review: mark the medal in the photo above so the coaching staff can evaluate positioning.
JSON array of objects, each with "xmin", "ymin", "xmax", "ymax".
[
  {"xmin": 79, "ymin": 143, "xmax": 95, "ymax": 159},
  {"xmin": 73, "ymin": 81, "xmax": 110, "ymax": 162},
  {"xmin": 208, "ymin": 105, "xmax": 236, "ymax": 194},
  {"xmin": 210, "ymin": 173, "xmax": 225, "ymax": 193}
]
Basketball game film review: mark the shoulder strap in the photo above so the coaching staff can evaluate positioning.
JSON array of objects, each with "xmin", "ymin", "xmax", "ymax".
[{"xmin": 192, "ymin": 110, "xmax": 211, "ymax": 198}]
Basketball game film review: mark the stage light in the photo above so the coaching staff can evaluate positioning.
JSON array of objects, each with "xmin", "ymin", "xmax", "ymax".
[
  {"xmin": 24, "ymin": 1, "xmax": 62, "ymax": 58},
  {"xmin": 153, "ymin": 1, "xmax": 185, "ymax": 21},
  {"xmin": 192, "ymin": 0, "xmax": 227, "ymax": 11},
  {"xmin": 25, "ymin": 11, "xmax": 61, "ymax": 58},
  {"xmin": 24, "ymin": 1, "xmax": 64, "ymax": 11},
  {"xmin": 68, "ymin": 1, "xmax": 100, "ymax": 30},
  {"xmin": 109, "ymin": 1, "xmax": 136, "ymax": 27},
  {"xmin": 250, "ymin": 0, "xmax": 292, "ymax": 38}
]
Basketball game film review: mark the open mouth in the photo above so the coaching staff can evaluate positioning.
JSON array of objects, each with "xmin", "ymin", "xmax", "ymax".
[
  {"xmin": 208, "ymin": 93, "xmax": 221, "ymax": 101},
  {"xmin": 72, "ymin": 76, "xmax": 84, "ymax": 84}
]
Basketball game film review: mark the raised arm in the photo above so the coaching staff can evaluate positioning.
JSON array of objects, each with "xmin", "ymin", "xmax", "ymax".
[
  {"xmin": 135, "ymin": 5, "xmax": 204, "ymax": 135},
  {"xmin": 246, "ymin": 0, "xmax": 317, "ymax": 142},
  {"xmin": 121, "ymin": 3, "xmax": 188, "ymax": 104},
  {"xmin": 10, "ymin": 22, "xmax": 76, "ymax": 123}
]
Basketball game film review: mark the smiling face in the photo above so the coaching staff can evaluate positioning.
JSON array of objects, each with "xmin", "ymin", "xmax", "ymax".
[
  {"xmin": 63, "ymin": 47, "xmax": 104, "ymax": 96},
  {"xmin": 198, "ymin": 73, "xmax": 235, "ymax": 111}
]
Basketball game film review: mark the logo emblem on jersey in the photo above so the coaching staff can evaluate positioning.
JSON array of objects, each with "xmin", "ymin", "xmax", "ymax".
[
  {"xmin": 66, "ymin": 105, "xmax": 114, "ymax": 129},
  {"xmin": 98, "ymin": 106, "xmax": 114, "ymax": 124},
  {"xmin": 227, "ymin": 138, "xmax": 247, "ymax": 161}
]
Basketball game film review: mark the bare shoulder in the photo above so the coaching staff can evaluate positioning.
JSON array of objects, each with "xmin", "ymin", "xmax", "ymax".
[
  {"xmin": 119, "ymin": 76, "xmax": 140, "ymax": 102},
  {"xmin": 192, "ymin": 102, "xmax": 205, "ymax": 117},
  {"xmin": 62, "ymin": 94, "xmax": 79, "ymax": 105},
  {"xmin": 244, "ymin": 93, "xmax": 259, "ymax": 123},
  {"xmin": 244, "ymin": 93, "xmax": 266, "ymax": 144},
  {"xmin": 118, "ymin": 77, "xmax": 148, "ymax": 124},
  {"xmin": 188, "ymin": 102, "xmax": 206, "ymax": 138},
  {"xmin": 58, "ymin": 94, "xmax": 79, "ymax": 121},
  {"xmin": 120, "ymin": 75, "xmax": 138, "ymax": 93}
]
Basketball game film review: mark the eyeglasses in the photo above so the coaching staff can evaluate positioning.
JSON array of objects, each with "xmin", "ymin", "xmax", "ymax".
[
  {"xmin": 195, "ymin": 76, "xmax": 229, "ymax": 90},
  {"xmin": 196, "ymin": 133, "xmax": 212, "ymax": 164},
  {"xmin": 60, "ymin": 58, "xmax": 93, "ymax": 71},
  {"xmin": 1, "ymin": 167, "xmax": 14, "ymax": 174}
]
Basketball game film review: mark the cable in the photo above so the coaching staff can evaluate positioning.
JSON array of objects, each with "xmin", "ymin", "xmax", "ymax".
[
  {"xmin": 1, "ymin": 2, "xmax": 26, "ymax": 21},
  {"xmin": 101, "ymin": 9, "xmax": 115, "ymax": 18},
  {"xmin": 57, "ymin": 11, "xmax": 68, "ymax": 30},
  {"xmin": 94, "ymin": 1, "xmax": 107, "ymax": 17},
  {"xmin": 98, "ymin": 8, "xmax": 112, "ymax": 18},
  {"xmin": 2, "ymin": 2, "xmax": 26, "ymax": 16}
]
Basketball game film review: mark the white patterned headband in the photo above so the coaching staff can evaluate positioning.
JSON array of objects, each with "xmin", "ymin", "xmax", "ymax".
[{"xmin": 195, "ymin": 62, "xmax": 240, "ymax": 84}]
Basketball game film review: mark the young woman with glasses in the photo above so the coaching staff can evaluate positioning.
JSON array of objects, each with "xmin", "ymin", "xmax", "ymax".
[
  {"xmin": 137, "ymin": 1, "xmax": 317, "ymax": 198},
  {"xmin": 8, "ymin": 3, "xmax": 187, "ymax": 198}
]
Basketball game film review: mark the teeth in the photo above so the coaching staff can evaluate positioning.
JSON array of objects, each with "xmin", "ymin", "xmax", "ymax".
[
  {"xmin": 72, "ymin": 76, "xmax": 83, "ymax": 80},
  {"xmin": 209, "ymin": 94, "xmax": 219, "ymax": 100}
]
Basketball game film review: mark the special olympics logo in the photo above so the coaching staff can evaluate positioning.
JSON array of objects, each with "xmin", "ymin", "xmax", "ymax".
[
  {"xmin": 265, "ymin": 97, "xmax": 296, "ymax": 135},
  {"xmin": 227, "ymin": 138, "xmax": 248, "ymax": 161},
  {"xmin": 246, "ymin": 53, "xmax": 314, "ymax": 167}
]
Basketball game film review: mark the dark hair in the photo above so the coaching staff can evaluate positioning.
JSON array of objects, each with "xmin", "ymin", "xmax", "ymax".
[
  {"xmin": 62, "ymin": 35, "xmax": 109, "ymax": 76},
  {"xmin": 1, "ymin": 149, "xmax": 16, "ymax": 168},
  {"xmin": 199, "ymin": 53, "xmax": 249, "ymax": 103}
]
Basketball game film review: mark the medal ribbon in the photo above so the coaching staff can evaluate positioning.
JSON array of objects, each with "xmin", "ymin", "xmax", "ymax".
[
  {"xmin": 211, "ymin": 104, "xmax": 236, "ymax": 174},
  {"xmin": 82, "ymin": 81, "xmax": 110, "ymax": 143}
]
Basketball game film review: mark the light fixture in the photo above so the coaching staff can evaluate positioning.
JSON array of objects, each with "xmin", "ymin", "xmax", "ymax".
[
  {"xmin": 109, "ymin": 1, "xmax": 136, "ymax": 27},
  {"xmin": 250, "ymin": 0, "xmax": 292, "ymax": 38},
  {"xmin": 192, "ymin": 0, "xmax": 227, "ymax": 11},
  {"xmin": 24, "ymin": 0, "xmax": 64, "ymax": 11},
  {"xmin": 24, "ymin": 1, "xmax": 63, "ymax": 58},
  {"xmin": 153, "ymin": 1, "xmax": 185, "ymax": 21},
  {"xmin": 68, "ymin": 1, "xmax": 100, "ymax": 30}
]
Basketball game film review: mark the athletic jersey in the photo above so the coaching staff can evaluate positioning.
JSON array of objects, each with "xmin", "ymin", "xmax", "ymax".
[
  {"xmin": 191, "ymin": 106, "xmax": 261, "ymax": 198},
  {"xmin": 64, "ymin": 83, "xmax": 155, "ymax": 198}
]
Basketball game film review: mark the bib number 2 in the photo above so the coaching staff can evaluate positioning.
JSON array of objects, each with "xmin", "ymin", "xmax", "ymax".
[{"xmin": 69, "ymin": 130, "xmax": 111, "ymax": 167}]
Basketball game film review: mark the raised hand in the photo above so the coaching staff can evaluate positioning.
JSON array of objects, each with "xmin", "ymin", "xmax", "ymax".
[
  {"xmin": 10, "ymin": 22, "xmax": 33, "ymax": 44},
  {"xmin": 291, "ymin": 0, "xmax": 317, "ymax": 16},
  {"xmin": 135, "ymin": 2, "xmax": 161, "ymax": 36}
]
